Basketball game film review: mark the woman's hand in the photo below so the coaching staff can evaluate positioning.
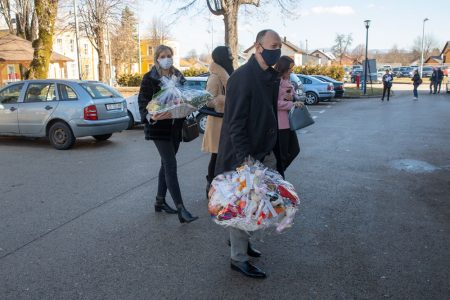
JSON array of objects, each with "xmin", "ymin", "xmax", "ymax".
[
  {"xmin": 151, "ymin": 111, "xmax": 172, "ymax": 121},
  {"xmin": 284, "ymin": 93, "xmax": 294, "ymax": 101},
  {"xmin": 294, "ymin": 101, "xmax": 305, "ymax": 108}
]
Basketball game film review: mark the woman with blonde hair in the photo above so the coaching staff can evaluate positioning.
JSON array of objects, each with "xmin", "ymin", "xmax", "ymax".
[{"xmin": 138, "ymin": 44, "xmax": 198, "ymax": 223}]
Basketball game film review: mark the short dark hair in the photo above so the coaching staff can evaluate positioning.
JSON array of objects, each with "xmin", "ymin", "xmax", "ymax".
[
  {"xmin": 255, "ymin": 29, "xmax": 280, "ymax": 43},
  {"xmin": 275, "ymin": 56, "xmax": 294, "ymax": 77}
]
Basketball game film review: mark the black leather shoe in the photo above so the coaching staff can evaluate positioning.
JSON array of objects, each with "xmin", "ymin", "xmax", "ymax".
[
  {"xmin": 177, "ymin": 205, "xmax": 199, "ymax": 223},
  {"xmin": 227, "ymin": 240, "xmax": 261, "ymax": 257},
  {"xmin": 206, "ymin": 182, "xmax": 211, "ymax": 200},
  {"xmin": 154, "ymin": 198, "xmax": 177, "ymax": 214},
  {"xmin": 230, "ymin": 260, "xmax": 266, "ymax": 279},
  {"xmin": 247, "ymin": 242, "xmax": 262, "ymax": 258}
]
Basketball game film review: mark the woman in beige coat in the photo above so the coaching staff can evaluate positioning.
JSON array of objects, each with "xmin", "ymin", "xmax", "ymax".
[{"xmin": 202, "ymin": 46, "xmax": 234, "ymax": 197}]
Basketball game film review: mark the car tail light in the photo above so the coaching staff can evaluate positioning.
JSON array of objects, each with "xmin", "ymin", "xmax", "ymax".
[
  {"xmin": 336, "ymin": 85, "xmax": 343, "ymax": 90},
  {"xmin": 84, "ymin": 105, "xmax": 98, "ymax": 120},
  {"xmin": 327, "ymin": 84, "xmax": 334, "ymax": 91}
]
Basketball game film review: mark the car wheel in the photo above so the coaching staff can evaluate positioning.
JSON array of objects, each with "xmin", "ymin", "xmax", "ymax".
[
  {"xmin": 196, "ymin": 113, "xmax": 208, "ymax": 134},
  {"xmin": 126, "ymin": 111, "xmax": 134, "ymax": 130},
  {"xmin": 305, "ymin": 92, "xmax": 319, "ymax": 105},
  {"xmin": 93, "ymin": 134, "xmax": 112, "ymax": 141},
  {"xmin": 48, "ymin": 121, "xmax": 76, "ymax": 150}
]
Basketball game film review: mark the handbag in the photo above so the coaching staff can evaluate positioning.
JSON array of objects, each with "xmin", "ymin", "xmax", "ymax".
[
  {"xmin": 198, "ymin": 104, "xmax": 224, "ymax": 118},
  {"xmin": 289, "ymin": 106, "xmax": 315, "ymax": 131},
  {"xmin": 182, "ymin": 115, "xmax": 199, "ymax": 142}
]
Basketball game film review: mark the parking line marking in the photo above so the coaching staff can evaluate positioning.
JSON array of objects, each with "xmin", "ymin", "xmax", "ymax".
[
  {"xmin": 327, "ymin": 105, "xmax": 331, "ymax": 108},
  {"xmin": 319, "ymin": 110, "xmax": 325, "ymax": 114},
  {"xmin": 312, "ymin": 116, "xmax": 318, "ymax": 119}
]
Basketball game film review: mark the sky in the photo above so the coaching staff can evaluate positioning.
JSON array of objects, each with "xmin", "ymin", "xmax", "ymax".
[{"xmin": 140, "ymin": 0, "xmax": 449, "ymax": 57}]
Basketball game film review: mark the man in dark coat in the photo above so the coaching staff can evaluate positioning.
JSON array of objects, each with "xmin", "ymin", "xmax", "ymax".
[
  {"xmin": 214, "ymin": 29, "xmax": 282, "ymax": 279},
  {"xmin": 430, "ymin": 68, "xmax": 438, "ymax": 94},
  {"xmin": 436, "ymin": 67, "xmax": 444, "ymax": 93}
]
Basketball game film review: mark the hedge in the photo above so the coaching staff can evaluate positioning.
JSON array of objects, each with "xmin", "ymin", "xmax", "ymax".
[
  {"xmin": 117, "ymin": 73, "xmax": 143, "ymax": 87},
  {"xmin": 292, "ymin": 65, "xmax": 345, "ymax": 81}
]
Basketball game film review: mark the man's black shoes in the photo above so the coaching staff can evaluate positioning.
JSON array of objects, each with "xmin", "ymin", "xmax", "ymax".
[{"xmin": 230, "ymin": 260, "xmax": 266, "ymax": 279}]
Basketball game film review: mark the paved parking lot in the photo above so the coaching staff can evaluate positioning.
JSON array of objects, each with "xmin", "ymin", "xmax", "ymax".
[{"xmin": 1, "ymin": 91, "xmax": 449, "ymax": 299}]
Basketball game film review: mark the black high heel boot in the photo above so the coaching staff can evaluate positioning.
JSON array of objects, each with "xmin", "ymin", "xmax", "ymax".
[
  {"xmin": 154, "ymin": 197, "xmax": 177, "ymax": 214},
  {"xmin": 177, "ymin": 204, "xmax": 199, "ymax": 223}
]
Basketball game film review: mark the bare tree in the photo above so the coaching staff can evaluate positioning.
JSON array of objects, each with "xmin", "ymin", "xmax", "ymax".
[
  {"xmin": 411, "ymin": 34, "xmax": 439, "ymax": 61},
  {"xmin": 111, "ymin": 6, "xmax": 137, "ymax": 76},
  {"xmin": 165, "ymin": 0, "xmax": 298, "ymax": 66},
  {"xmin": 145, "ymin": 16, "xmax": 171, "ymax": 46},
  {"xmin": 79, "ymin": 0, "xmax": 122, "ymax": 82},
  {"xmin": 331, "ymin": 33, "xmax": 353, "ymax": 65},
  {"xmin": 351, "ymin": 44, "xmax": 365, "ymax": 63},
  {"xmin": 0, "ymin": 0, "xmax": 37, "ymax": 40},
  {"xmin": 0, "ymin": 0, "xmax": 15, "ymax": 33},
  {"xmin": 27, "ymin": 0, "xmax": 59, "ymax": 79}
]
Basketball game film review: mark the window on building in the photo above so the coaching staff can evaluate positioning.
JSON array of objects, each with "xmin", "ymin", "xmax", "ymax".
[
  {"xmin": 84, "ymin": 44, "xmax": 88, "ymax": 55},
  {"xmin": 148, "ymin": 46, "xmax": 153, "ymax": 56},
  {"xmin": 85, "ymin": 65, "xmax": 90, "ymax": 77},
  {"xmin": 69, "ymin": 39, "xmax": 74, "ymax": 52},
  {"xmin": 57, "ymin": 38, "xmax": 63, "ymax": 51},
  {"xmin": 71, "ymin": 63, "xmax": 77, "ymax": 78}
]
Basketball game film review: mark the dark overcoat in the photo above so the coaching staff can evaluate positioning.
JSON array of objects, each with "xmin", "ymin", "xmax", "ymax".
[
  {"xmin": 215, "ymin": 55, "xmax": 280, "ymax": 176},
  {"xmin": 138, "ymin": 66, "xmax": 186, "ymax": 140}
]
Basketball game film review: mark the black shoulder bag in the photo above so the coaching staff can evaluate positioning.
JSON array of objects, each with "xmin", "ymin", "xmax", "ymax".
[{"xmin": 182, "ymin": 114, "xmax": 199, "ymax": 142}]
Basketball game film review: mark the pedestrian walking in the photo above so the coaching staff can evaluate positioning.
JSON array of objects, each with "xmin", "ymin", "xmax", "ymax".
[
  {"xmin": 274, "ymin": 56, "xmax": 302, "ymax": 176},
  {"xmin": 437, "ymin": 67, "xmax": 444, "ymax": 93},
  {"xmin": 381, "ymin": 69, "xmax": 393, "ymax": 101},
  {"xmin": 411, "ymin": 70, "xmax": 422, "ymax": 100},
  {"xmin": 430, "ymin": 68, "xmax": 438, "ymax": 94},
  {"xmin": 214, "ymin": 29, "xmax": 283, "ymax": 279},
  {"xmin": 202, "ymin": 46, "xmax": 234, "ymax": 198},
  {"xmin": 138, "ymin": 44, "xmax": 198, "ymax": 223}
]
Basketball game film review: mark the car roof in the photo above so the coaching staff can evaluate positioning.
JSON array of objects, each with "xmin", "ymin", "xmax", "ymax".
[
  {"xmin": 6, "ymin": 79, "xmax": 104, "ymax": 85},
  {"xmin": 185, "ymin": 77, "xmax": 208, "ymax": 81}
]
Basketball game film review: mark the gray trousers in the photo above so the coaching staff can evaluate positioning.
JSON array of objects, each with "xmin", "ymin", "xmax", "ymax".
[{"xmin": 230, "ymin": 152, "xmax": 278, "ymax": 261}]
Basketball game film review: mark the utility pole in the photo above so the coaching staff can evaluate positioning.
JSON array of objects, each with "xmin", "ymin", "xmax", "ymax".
[
  {"xmin": 420, "ymin": 18, "xmax": 429, "ymax": 78},
  {"xmin": 363, "ymin": 20, "xmax": 371, "ymax": 95},
  {"xmin": 73, "ymin": 0, "xmax": 82, "ymax": 80},
  {"xmin": 106, "ymin": 22, "xmax": 113, "ymax": 86}
]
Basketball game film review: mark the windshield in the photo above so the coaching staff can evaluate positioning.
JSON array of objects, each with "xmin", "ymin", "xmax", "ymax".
[{"xmin": 80, "ymin": 82, "xmax": 121, "ymax": 99}]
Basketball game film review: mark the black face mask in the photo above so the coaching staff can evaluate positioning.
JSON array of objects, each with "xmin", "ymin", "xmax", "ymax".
[{"xmin": 260, "ymin": 44, "xmax": 281, "ymax": 66}]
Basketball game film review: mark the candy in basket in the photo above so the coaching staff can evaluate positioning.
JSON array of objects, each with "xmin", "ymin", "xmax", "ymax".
[
  {"xmin": 146, "ymin": 76, "xmax": 213, "ymax": 119},
  {"xmin": 208, "ymin": 158, "xmax": 300, "ymax": 233}
]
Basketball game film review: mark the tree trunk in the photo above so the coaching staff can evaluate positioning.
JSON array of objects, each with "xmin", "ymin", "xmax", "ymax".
[
  {"xmin": 223, "ymin": 4, "xmax": 239, "ymax": 68},
  {"xmin": 96, "ymin": 25, "xmax": 106, "ymax": 82},
  {"xmin": 27, "ymin": 0, "xmax": 58, "ymax": 79}
]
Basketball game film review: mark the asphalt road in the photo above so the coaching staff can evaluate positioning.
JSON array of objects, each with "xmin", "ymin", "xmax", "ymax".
[{"xmin": 1, "ymin": 90, "xmax": 449, "ymax": 299}]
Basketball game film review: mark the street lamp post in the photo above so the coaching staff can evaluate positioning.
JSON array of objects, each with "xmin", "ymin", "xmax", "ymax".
[
  {"xmin": 420, "ymin": 18, "xmax": 429, "ymax": 78},
  {"xmin": 363, "ymin": 20, "xmax": 371, "ymax": 95}
]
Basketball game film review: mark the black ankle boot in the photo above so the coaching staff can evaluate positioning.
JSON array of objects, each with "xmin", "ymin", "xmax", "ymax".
[
  {"xmin": 154, "ymin": 197, "xmax": 177, "ymax": 214},
  {"xmin": 177, "ymin": 204, "xmax": 198, "ymax": 223}
]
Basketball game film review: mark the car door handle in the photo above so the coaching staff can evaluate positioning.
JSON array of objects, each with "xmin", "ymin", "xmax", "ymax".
[
  {"xmin": 9, "ymin": 107, "xmax": 17, "ymax": 112},
  {"xmin": 45, "ymin": 105, "xmax": 53, "ymax": 110}
]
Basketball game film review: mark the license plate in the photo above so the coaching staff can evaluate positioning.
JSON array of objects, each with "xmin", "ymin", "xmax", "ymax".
[{"xmin": 106, "ymin": 103, "xmax": 122, "ymax": 110}]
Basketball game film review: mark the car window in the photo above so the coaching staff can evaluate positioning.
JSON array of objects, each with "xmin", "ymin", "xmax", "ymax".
[
  {"xmin": 58, "ymin": 84, "xmax": 78, "ymax": 101},
  {"xmin": 304, "ymin": 78, "xmax": 312, "ymax": 84},
  {"xmin": 184, "ymin": 80, "xmax": 207, "ymax": 90},
  {"xmin": 24, "ymin": 83, "xmax": 57, "ymax": 103},
  {"xmin": 80, "ymin": 82, "xmax": 121, "ymax": 99},
  {"xmin": 0, "ymin": 83, "xmax": 23, "ymax": 104}
]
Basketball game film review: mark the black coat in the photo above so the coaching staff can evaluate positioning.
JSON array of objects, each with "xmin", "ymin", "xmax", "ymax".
[
  {"xmin": 412, "ymin": 73, "xmax": 421, "ymax": 86},
  {"xmin": 138, "ymin": 66, "xmax": 186, "ymax": 140},
  {"xmin": 215, "ymin": 55, "xmax": 280, "ymax": 176}
]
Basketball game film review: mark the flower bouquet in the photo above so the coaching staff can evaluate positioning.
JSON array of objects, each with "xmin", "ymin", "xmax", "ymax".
[
  {"xmin": 146, "ymin": 76, "xmax": 212, "ymax": 119},
  {"xmin": 208, "ymin": 158, "xmax": 300, "ymax": 233}
]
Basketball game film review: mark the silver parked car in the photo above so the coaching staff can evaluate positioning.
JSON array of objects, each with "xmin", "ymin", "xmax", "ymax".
[
  {"xmin": 0, "ymin": 80, "xmax": 129, "ymax": 149},
  {"xmin": 295, "ymin": 74, "xmax": 335, "ymax": 105}
]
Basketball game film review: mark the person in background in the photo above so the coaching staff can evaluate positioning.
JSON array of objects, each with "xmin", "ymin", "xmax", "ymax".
[
  {"xmin": 138, "ymin": 44, "xmax": 198, "ymax": 224},
  {"xmin": 202, "ymin": 46, "xmax": 234, "ymax": 198},
  {"xmin": 274, "ymin": 56, "xmax": 303, "ymax": 176},
  {"xmin": 214, "ymin": 29, "xmax": 283, "ymax": 279},
  {"xmin": 381, "ymin": 69, "xmax": 393, "ymax": 101},
  {"xmin": 436, "ymin": 67, "xmax": 444, "ymax": 94},
  {"xmin": 411, "ymin": 69, "xmax": 421, "ymax": 101},
  {"xmin": 430, "ymin": 68, "xmax": 438, "ymax": 94}
]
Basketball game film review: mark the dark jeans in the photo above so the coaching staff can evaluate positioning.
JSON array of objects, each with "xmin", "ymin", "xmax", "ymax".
[
  {"xmin": 207, "ymin": 153, "xmax": 218, "ymax": 183},
  {"xmin": 382, "ymin": 85, "xmax": 391, "ymax": 100},
  {"xmin": 278, "ymin": 129, "xmax": 300, "ymax": 173},
  {"xmin": 154, "ymin": 137, "xmax": 183, "ymax": 207},
  {"xmin": 430, "ymin": 82, "xmax": 437, "ymax": 93},
  {"xmin": 437, "ymin": 81, "xmax": 442, "ymax": 93},
  {"xmin": 413, "ymin": 85, "xmax": 418, "ymax": 98}
]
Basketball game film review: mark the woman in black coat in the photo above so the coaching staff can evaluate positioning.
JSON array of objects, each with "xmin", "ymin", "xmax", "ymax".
[{"xmin": 138, "ymin": 44, "xmax": 198, "ymax": 223}]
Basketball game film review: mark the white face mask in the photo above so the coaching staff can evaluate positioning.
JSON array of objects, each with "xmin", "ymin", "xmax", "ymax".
[{"xmin": 158, "ymin": 57, "xmax": 173, "ymax": 70}]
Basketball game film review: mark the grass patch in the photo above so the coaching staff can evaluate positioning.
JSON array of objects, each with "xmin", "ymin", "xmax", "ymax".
[{"xmin": 345, "ymin": 86, "xmax": 383, "ymax": 97}]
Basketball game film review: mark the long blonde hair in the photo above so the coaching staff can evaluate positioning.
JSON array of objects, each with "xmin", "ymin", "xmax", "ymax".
[{"xmin": 154, "ymin": 44, "xmax": 174, "ymax": 75}]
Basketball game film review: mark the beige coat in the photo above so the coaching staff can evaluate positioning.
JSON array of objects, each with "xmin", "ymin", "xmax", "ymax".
[{"xmin": 201, "ymin": 62, "xmax": 229, "ymax": 153}]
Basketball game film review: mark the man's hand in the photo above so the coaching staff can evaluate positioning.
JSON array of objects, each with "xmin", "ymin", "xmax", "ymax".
[
  {"xmin": 151, "ymin": 111, "xmax": 172, "ymax": 121},
  {"xmin": 294, "ymin": 101, "xmax": 304, "ymax": 108}
]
